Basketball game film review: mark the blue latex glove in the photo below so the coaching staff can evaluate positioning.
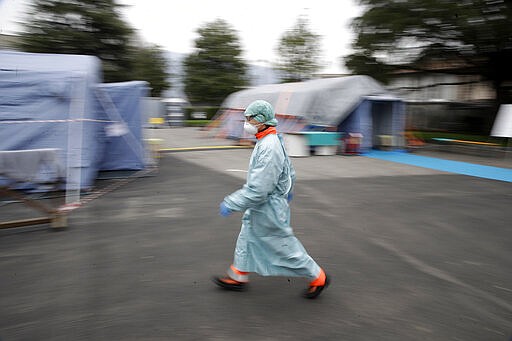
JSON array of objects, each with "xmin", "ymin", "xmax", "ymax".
[
  {"xmin": 219, "ymin": 202, "xmax": 233, "ymax": 217},
  {"xmin": 287, "ymin": 192, "xmax": 294, "ymax": 202}
]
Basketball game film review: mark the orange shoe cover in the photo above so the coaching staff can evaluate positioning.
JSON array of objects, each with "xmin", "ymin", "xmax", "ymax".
[{"xmin": 309, "ymin": 268, "xmax": 326, "ymax": 287}]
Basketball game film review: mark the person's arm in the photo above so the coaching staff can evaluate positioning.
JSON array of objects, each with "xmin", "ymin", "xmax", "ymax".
[{"xmin": 223, "ymin": 146, "xmax": 282, "ymax": 212}]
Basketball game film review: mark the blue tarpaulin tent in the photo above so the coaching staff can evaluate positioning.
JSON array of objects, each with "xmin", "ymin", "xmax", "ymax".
[
  {"xmin": 0, "ymin": 50, "xmax": 148, "ymax": 190},
  {"xmin": 95, "ymin": 81, "xmax": 148, "ymax": 171},
  {"xmin": 0, "ymin": 50, "xmax": 103, "ymax": 189}
]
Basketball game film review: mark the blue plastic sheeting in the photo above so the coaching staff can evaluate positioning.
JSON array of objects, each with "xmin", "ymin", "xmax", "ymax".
[
  {"xmin": 0, "ymin": 70, "xmax": 103, "ymax": 189},
  {"xmin": 96, "ymin": 81, "xmax": 148, "ymax": 171},
  {"xmin": 365, "ymin": 150, "xmax": 512, "ymax": 183},
  {"xmin": 0, "ymin": 51, "xmax": 148, "ymax": 190},
  {"xmin": 0, "ymin": 49, "xmax": 102, "ymax": 84},
  {"xmin": 338, "ymin": 98, "xmax": 406, "ymax": 151},
  {"xmin": 1, "ymin": 50, "xmax": 103, "ymax": 189}
]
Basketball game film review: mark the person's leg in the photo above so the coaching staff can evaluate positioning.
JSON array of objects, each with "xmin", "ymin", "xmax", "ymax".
[
  {"xmin": 212, "ymin": 223, "xmax": 250, "ymax": 291},
  {"xmin": 280, "ymin": 236, "xmax": 329, "ymax": 299},
  {"xmin": 212, "ymin": 264, "xmax": 249, "ymax": 291},
  {"xmin": 227, "ymin": 264, "xmax": 249, "ymax": 282},
  {"xmin": 303, "ymin": 267, "xmax": 330, "ymax": 299}
]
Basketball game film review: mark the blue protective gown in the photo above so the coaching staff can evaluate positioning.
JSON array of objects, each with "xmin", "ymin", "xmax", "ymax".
[{"xmin": 223, "ymin": 133, "xmax": 321, "ymax": 279}]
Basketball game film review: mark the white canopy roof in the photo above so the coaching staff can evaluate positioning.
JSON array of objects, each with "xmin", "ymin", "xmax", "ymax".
[{"xmin": 221, "ymin": 75, "xmax": 399, "ymax": 126}]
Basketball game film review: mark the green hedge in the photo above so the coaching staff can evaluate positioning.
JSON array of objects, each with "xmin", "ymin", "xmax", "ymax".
[{"xmin": 185, "ymin": 120, "xmax": 210, "ymax": 127}]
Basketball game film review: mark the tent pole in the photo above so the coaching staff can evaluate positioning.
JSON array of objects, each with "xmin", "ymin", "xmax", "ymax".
[{"xmin": 65, "ymin": 74, "xmax": 87, "ymax": 205}]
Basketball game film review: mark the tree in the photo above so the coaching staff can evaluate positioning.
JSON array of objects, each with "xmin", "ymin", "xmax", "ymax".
[
  {"xmin": 275, "ymin": 16, "xmax": 322, "ymax": 83},
  {"xmin": 345, "ymin": 0, "xmax": 512, "ymax": 102},
  {"xmin": 131, "ymin": 44, "xmax": 170, "ymax": 97},
  {"xmin": 17, "ymin": 0, "xmax": 134, "ymax": 83},
  {"xmin": 183, "ymin": 19, "xmax": 248, "ymax": 105}
]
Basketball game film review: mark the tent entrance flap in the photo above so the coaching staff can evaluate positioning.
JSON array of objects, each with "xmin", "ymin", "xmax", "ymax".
[{"xmin": 371, "ymin": 101, "xmax": 394, "ymax": 148}]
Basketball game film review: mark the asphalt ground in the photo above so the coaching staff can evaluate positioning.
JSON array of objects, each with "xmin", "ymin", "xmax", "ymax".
[{"xmin": 1, "ymin": 129, "xmax": 512, "ymax": 340}]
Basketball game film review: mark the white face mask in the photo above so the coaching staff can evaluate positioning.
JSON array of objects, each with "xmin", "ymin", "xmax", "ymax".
[{"xmin": 243, "ymin": 121, "xmax": 260, "ymax": 135}]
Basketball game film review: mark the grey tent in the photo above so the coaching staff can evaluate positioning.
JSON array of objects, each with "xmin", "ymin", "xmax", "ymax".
[{"xmin": 219, "ymin": 75, "xmax": 406, "ymax": 150}]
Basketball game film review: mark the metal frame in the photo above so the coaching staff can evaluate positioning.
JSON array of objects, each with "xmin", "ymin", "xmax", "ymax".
[{"xmin": 0, "ymin": 186, "xmax": 67, "ymax": 229}]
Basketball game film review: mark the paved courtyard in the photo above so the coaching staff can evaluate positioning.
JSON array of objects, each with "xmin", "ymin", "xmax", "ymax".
[{"xmin": 1, "ymin": 128, "xmax": 511, "ymax": 340}]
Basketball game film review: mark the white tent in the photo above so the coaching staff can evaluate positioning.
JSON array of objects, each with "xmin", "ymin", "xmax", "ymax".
[{"xmin": 217, "ymin": 76, "xmax": 406, "ymax": 150}]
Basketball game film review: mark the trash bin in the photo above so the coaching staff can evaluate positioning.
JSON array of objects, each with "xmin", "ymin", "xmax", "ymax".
[{"xmin": 343, "ymin": 133, "xmax": 363, "ymax": 155}]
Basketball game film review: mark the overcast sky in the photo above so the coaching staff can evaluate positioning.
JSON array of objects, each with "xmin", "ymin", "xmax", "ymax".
[{"xmin": 0, "ymin": 0, "xmax": 362, "ymax": 73}]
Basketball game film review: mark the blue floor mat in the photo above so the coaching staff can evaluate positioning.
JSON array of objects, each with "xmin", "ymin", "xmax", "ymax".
[{"xmin": 364, "ymin": 150, "xmax": 512, "ymax": 183}]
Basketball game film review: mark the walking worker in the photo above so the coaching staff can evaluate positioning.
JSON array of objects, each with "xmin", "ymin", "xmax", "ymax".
[{"xmin": 213, "ymin": 100, "xmax": 330, "ymax": 299}]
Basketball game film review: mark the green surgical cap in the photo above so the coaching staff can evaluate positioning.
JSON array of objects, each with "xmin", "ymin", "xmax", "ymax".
[{"xmin": 244, "ymin": 100, "xmax": 278, "ymax": 126}]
